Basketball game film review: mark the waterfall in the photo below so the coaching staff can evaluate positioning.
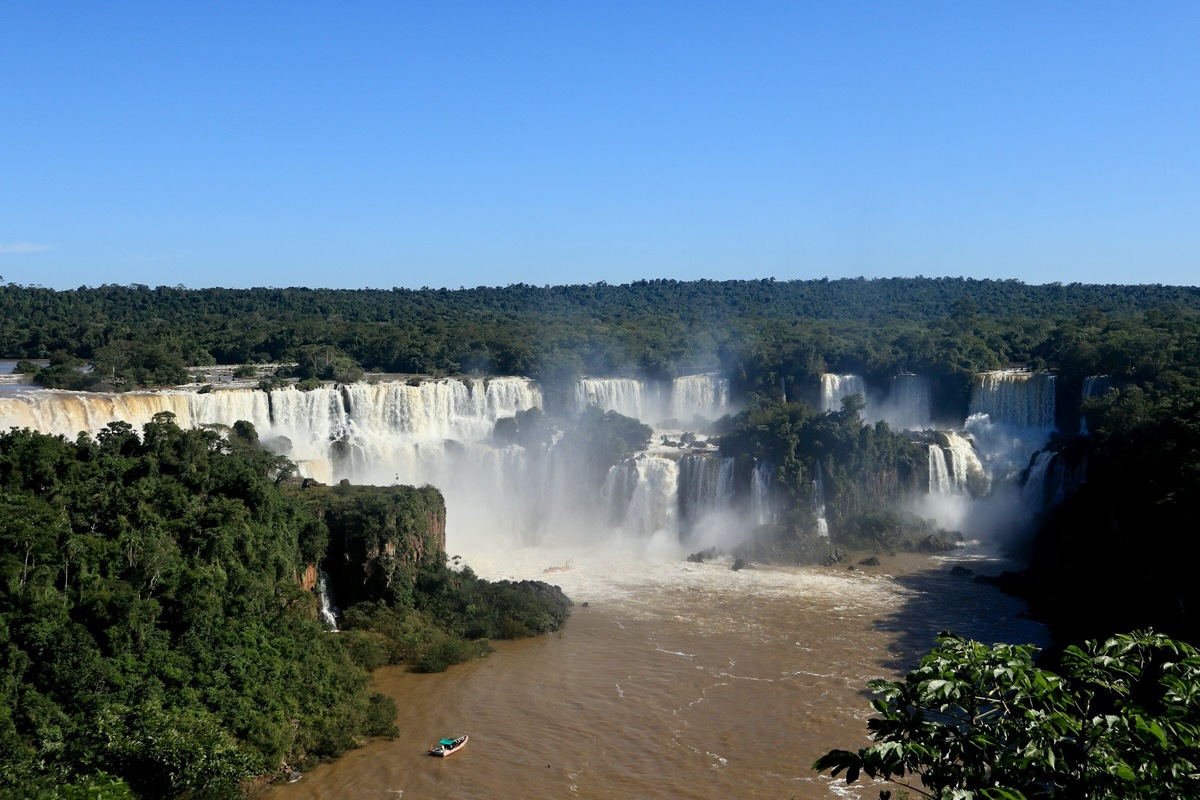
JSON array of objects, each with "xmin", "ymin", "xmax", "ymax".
[
  {"xmin": 1082, "ymin": 375, "xmax": 1112, "ymax": 399},
  {"xmin": 1022, "ymin": 449, "xmax": 1087, "ymax": 512},
  {"xmin": 317, "ymin": 570, "xmax": 340, "ymax": 631},
  {"xmin": 929, "ymin": 445, "xmax": 952, "ymax": 494},
  {"xmin": 619, "ymin": 456, "xmax": 679, "ymax": 539},
  {"xmin": 600, "ymin": 459, "xmax": 641, "ymax": 527},
  {"xmin": 1079, "ymin": 375, "xmax": 1112, "ymax": 435},
  {"xmin": 678, "ymin": 454, "xmax": 736, "ymax": 530},
  {"xmin": 944, "ymin": 432, "xmax": 984, "ymax": 494},
  {"xmin": 820, "ymin": 374, "xmax": 867, "ymax": 414},
  {"xmin": 669, "ymin": 374, "xmax": 731, "ymax": 423},
  {"xmin": 883, "ymin": 374, "xmax": 931, "ymax": 430},
  {"xmin": 575, "ymin": 378, "xmax": 656, "ymax": 421},
  {"xmin": 1021, "ymin": 451, "xmax": 1058, "ymax": 512},
  {"xmin": 1, "ymin": 376, "xmax": 760, "ymax": 553},
  {"xmin": 813, "ymin": 462, "xmax": 829, "ymax": 538},
  {"xmin": 970, "ymin": 371, "xmax": 1057, "ymax": 430},
  {"xmin": 576, "ymin": 375, "xmax": 729, "ymax": 425},
  {"xmin": 751, "ymin": 462, "xmax": 774, "ymax": 526},
  {"xmin": 0, "ymin": 389, "xmax": 196, "ymax": 439}
]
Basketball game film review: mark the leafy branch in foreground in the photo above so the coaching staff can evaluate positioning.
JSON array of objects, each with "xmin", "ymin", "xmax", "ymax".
[{"xmin": 814, "ymin": 631, "xmax": 1200, "ymax": 799}]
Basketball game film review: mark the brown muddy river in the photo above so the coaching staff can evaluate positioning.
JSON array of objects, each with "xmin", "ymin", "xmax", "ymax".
[{"xmin": 266, "ymin": 548, "xmax": 1046, "ymax": 800}]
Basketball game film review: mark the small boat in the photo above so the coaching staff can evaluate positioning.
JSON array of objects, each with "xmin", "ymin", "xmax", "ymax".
[
  {"xmin": 429, "ymin": 734, "xmax": 468, "ymax": 757},
  {"xmin": 544, "ymin": 559, "xmax": 574, "ymax": 573}
]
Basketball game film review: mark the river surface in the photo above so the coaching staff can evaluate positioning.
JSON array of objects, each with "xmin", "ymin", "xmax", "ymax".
[{"xmin": 266, "ymin": 547, "xmax": 1046, "ymax": 800}]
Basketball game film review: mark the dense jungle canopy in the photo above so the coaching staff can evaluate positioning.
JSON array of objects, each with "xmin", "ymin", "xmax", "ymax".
[{"xmin": 3, "ymin": 278, "xmax": 1200, "ymax": 414}]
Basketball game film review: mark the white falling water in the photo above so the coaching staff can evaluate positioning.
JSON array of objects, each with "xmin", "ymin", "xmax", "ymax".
[
  {"xmin": 617, "ymin": 456, "xmax": 680, "ymax": 540},
  {"xmin": 751, "ymin": 462, "xmax": 774, "ymax": 526},
  {"xmin": 813, "ymin": 462, "xmax": 830, "ymax": 538},
  {"xmin": 970, "ymin": 371, "xmax": 1057, "ymax": 431},
  {"xmin": 820, "ymin": 374, "xmax": 867, "ymax": 414},
  {"xmin": 1081, "ymin": 375, "xmax": 1112, "ymax": 399},
  {"xmin": 575, "ymin": 378, "xmax": 657, "ymax": 421},
  {"xmin": 317, "ymin": 570, "xmax": 341, "ymax": 631},
  {"xmin": 1021, "ymin": 451, "xmax": 1058, "ymax": 512},
  {"xmin": 576, "ymin": 375, "xmax": 730, "ymax": 425},
  {"xmin": 883, "ymin": 374, "xmax": 931, "ymax": 430},
  {"xmin": 2, "ymin": 378, "xmax": 755, "ymax": 554},
  {"xmin": 928, "ymin": 446, "xmax": 953, "ymax": 494},
  {"xmin": 678, "ymin": 454, "xmax": 736, "ymax": 528},
  {"xmin": 1079, "ymin": 375, "xmax": 1112, "ymax": 435},
  {"xmin": 670, "ymin": 375, "xmax": 731, "ymax": 422},
  {"xmin": 944, "ymin": 432, "xmax": 985, "ymax": 494}
]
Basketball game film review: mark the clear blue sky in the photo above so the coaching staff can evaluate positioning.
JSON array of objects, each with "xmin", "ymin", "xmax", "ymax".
[{"xmin": 2, "ymin": 2, "xmax": 1197, "ymax": 290}]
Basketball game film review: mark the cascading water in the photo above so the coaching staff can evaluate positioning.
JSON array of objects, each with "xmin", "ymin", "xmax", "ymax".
[
  {"xmin": 813, "ymin": 462, "xmax": 829, "ymax": 538},
  {"xmin": 883, "ymin": 374, "xmax": 931, "ymax": 430},
  {"xmin": 617, "ymin": 456, "xmax": 680, "ymax": 540},
  {"xmin": 1021, "ymin": 451, "xmax": 1058, "ymax": 512},
  {"xmin": 1079, "ymin": 375, "xmax": 1112, "ymax": 435},
  {"xmin": 317, "ymin": 570, "xmax": 341, "ymax": 631},
  {"xmin": 928, "ymin": 446, "xmax": 953, "ymax": 494},
  {"xmin": 0, "ymin": 376, "xmax": 759, "ymax": 558},
  {"xmin": 678, "ymin": 454, "xmax": 735, "ymax": 533},
  {"xmin": 575, "ymin": 378, "xmax": 658, "ymax": 422},
  {"xmin": 820, "ymin": 374, "xmax": 866, "ymax": 414},
  {"xmin": 576, "ymin": 374, "xmax": 731, "ymax": 426},
  {"xmin": 1021, "ymin": 449, "xmax": 1087, "ymax": 514},
  {"xmin": 970, "ymin": 371, "xmax": 1057, "ymax": 430},
  {"xmin": 751, "ymin": 461, "xmax": 774, "ymax": 526},
  {"xmin": 670, "ymin": 374, "xmax": 731, "ymax": 423}
]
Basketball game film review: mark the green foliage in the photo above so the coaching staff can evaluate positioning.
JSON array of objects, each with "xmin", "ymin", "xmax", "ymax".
[
  {"xmin": 720, "ymin": 399, "xmax": 925, "ymax": 541},
  {"xmin": 292, "ymin": 483, "xmax": 570, "ymax": 675},
  {"xmin": 5, "ymin": 279, "xmax": 1196, "ymax": 408},
  {"xmin": 0, "ymin": 422, "xmax": 390, "ymax": 797},
  {"xmin": 815, "ymin": 631, "xmax": 1200, "ymax": 799},
  {"xmin": 556, "ymin": 407, "xmax": 653, "ymax": 485}
]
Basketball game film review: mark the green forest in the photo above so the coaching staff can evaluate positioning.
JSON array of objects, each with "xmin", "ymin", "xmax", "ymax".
[
  {"xmin": 0, "ymin": 417, "xmax": 569, "ymax": 798},
  {"xmin": 3, "ymin": 276, "xmax": 1200, "ymax": 797}
]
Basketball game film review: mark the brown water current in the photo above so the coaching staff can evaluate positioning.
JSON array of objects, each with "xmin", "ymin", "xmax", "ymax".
[{"xmin": 267, "ymin": 549, "xmax": 1046, "ymax": 800}]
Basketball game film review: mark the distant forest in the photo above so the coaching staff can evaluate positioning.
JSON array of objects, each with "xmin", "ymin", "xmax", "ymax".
[{"xmin": 5, "ymin": 277, "xmax": 1200, "ymax": 422}]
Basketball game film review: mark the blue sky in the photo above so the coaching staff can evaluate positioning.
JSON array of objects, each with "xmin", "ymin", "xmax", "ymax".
[{"xmin": 2, "ymin": 2, "xmax": 1197, "ymax": 290}]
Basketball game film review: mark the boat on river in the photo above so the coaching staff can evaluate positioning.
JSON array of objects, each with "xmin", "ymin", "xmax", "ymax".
[{"xmin": 429, "ymin": 734, "xmax": 468, "ymax": 757}]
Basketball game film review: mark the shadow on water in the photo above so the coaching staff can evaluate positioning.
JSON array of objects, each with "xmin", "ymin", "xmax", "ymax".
[{"xmin": 869, "ymin": 555, "xmax": 1049, "ymax": 676}]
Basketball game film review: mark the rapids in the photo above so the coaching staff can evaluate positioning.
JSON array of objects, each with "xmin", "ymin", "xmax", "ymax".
[{"xmin": 266, "ymin": 548, "xmax": 1047, "ymax": 800}]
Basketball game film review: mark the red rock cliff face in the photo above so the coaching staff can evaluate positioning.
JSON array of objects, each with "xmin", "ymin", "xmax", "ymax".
[{"xmin": 300, "ymin": 563, "xmax": 318, "ymax": 592}]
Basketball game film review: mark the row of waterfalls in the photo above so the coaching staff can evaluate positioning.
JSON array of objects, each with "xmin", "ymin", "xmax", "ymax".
[{"xmin": 0, "ymin": 369, "xmax": 1101, "ymax": 552}]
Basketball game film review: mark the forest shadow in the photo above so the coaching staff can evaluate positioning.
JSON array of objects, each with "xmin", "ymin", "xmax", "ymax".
[{"xmin": 864, "ymin": 554, "xmax": 1050, "ymax": 676}]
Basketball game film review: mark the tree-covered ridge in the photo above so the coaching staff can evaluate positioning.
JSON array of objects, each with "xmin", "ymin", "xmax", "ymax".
[
  {"xmin": 0, "ymin": 420, "xmax": 570, "ymax": 798},
  {"xmin": 719, "ymin": 396, "xmax": 930, "ymax": 543},
  {"xmin": 4, "ymin": 278, "xmax": 1200, "ymax": 398}
]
